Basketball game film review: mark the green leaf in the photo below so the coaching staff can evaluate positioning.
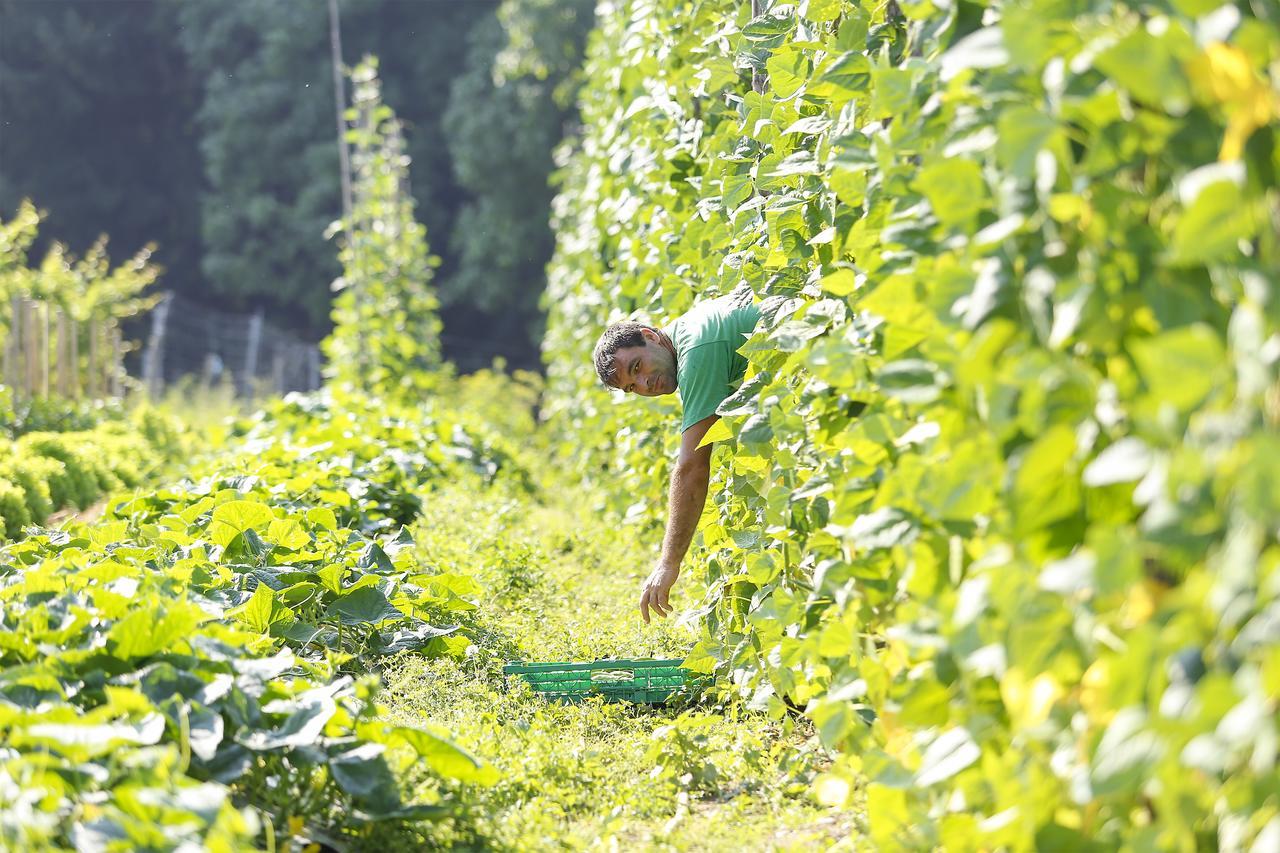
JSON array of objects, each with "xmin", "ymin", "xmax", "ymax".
[
  {"xmin": 1093, "ymin": 29, "xmax": 1189, "ymax": 111},
  {"xmin": 939, "ymin": 27, "xmax": 1008, "ymax": 81},
  {"xmin": 230, "ymin": 582, "xmax": 290, "ymax": 633},
  {"xmin": 1013, "ymin": 425, "xmax": 1082, "ymax": 535},
  {"xmin": 697, "ymin": 419, "xmax": 734, "ymax": 448},
  {"xmin": 844, "ymin": 507, "xmax": 920, "ymax": 551},
  {"xmin": 1169, "ymin": 167, "xmax": 1255, "ymax": 266},
  {"xmin": 1091, "ymin": 709, "xmax": 1164, "ymax": 795},
  {"xmin": 876, "ymin": 359, "xmax": 944, "ymax": 405},
  {"xmin": 357, "ymin": 542, "xmax": 395, "ymax": 573},
  {"xmin": 267, "ymin": 517, "xmax": 311, "ymax": 550},
  {"xmin": 803, "ymin": 0, "xmax": 843, "ymax": 23},
  {"xmin": 241, "ymin": 695, "xmax": 336, "ymax": 751},
  {"xmin": 208, "ymin": 500, "xmax": 275, "ymax": 549},
  {"xmin": 377, "ymin": 724, "xmax": 500, "ymax": 785},
  {"xmin": 741, "ymin": 12, "xmax": 795, "ymax": 48},
  {"xmin": 915, "ymin": 726, "xmax": 980, "ymax": 786},
  {"xmin": 110, "ymin": 600, "xmax": 206, "ymax": 659},
  {"xmin": 766, "ymin": 47, "xmax": 808, "ymax": 98},
  {"xmin": 915, "ymin": 160, "xmax": 987, "ymax": 229},
  {"xmin": 329, "ymin": 744, "xmax": 403, "ymax": 815},
  {"xmin": 326, "ymin": 586, "xmax": 403, "ymax": 626},
  {"xmin": 996, "ymin": 106, "xmax": 1058, "ymax": 181},
  {"xmin": 1129, "ymin": 325, "xmax": 1226, "ymax": 415},
  {"xmin": 811, "ymin": 52, "xmax": 871, "ymax": 99},
  {"xmin": 307, "ymin": 506, "xmax": 338, "ymax": 532}
]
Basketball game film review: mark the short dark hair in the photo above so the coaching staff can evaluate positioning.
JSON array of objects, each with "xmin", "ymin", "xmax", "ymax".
[{"xmin": 593, "ymin": 321, "xmax": 650, "ymax": 387}]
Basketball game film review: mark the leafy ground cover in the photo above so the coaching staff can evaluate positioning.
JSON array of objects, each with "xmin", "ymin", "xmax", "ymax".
[{"xmin": 0, "ymin": 387, "xmax": 528, "ymax": 849}]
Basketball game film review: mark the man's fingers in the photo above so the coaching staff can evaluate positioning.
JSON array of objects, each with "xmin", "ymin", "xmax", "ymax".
[{"xmin": 639, "ymin": 588, "xmax": 651, "ymax": 624}]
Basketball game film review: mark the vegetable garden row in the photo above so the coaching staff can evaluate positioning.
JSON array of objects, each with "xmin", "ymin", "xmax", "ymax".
[{"xmin": 0, "ymin": 389, "xmax": 519, "ymax": 848}]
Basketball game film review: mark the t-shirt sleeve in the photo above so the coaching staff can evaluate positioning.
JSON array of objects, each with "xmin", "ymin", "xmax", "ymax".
[{"xmin": 677, "ymin": 342, "xmax": 733, "ymax": 433}]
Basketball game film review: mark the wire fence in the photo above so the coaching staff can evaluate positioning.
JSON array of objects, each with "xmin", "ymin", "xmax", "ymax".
[{"xmin": 139, "ymin": 293, "xmax": 323, "ymax": 399}]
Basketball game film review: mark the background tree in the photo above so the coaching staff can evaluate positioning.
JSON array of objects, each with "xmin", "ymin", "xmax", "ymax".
[
  {"xmin": 0, "ymin": 0, "xmax": 202, "ymax": 296},
  {"xmin": 438, "ymin": 0, "xmax": 595, "ymax": 370},
  {"xmin": 0, "ymin": 0, "xmax": 593, "ymax": 372}
]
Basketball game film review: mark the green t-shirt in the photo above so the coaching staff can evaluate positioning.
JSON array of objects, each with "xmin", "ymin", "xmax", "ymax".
[{"xmin": 664, "ymin": 290, "xmax": 760, "ymax": 433}]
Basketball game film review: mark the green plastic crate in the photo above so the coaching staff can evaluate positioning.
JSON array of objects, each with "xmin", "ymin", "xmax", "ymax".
[{"xmin": 502, "ymin": 658, "xmax": 692, "ymax": 704}]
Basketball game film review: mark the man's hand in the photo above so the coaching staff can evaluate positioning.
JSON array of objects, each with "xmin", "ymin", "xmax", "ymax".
[{"xmin": 639, "ymin": 563, "xmax": 680, "ymax": 623}]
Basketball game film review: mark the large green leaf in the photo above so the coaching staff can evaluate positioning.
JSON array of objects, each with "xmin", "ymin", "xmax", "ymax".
[
  {"xmin": 208, "ymin": 500, "xmax": 276, "ymax": 549},
  {"xmin": 914, "ymin": 160, "xmax": 986, "ymax": 228},
  {"xmin": 1129, "ymin": 325, "xmax": 1226, "ymax": 415},
  {"xmin": 375, "ymin": 723, "xmax": 500, "ymax": 785},
  {"xmin": 325, "ymin": 586, "xmax": 403, "ymax": 626}
]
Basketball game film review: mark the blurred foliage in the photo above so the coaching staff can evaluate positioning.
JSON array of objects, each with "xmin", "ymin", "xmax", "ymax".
[
  {"xmin": 542, "ymin": 0, "xmax": 1280, "ymax": 848},
  {"xmin": 174, "ymin": 0, "xmax": 346, "ymax": 330},
  {"xmin": 0, "ymin": 0, "xmax": 204, "ymax": 297},
  {"xmin": 0, "ymin": 200, "xmax": 158, "ymax": 322}
]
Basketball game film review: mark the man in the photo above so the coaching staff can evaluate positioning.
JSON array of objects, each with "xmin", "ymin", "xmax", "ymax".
[{"xmin": 591, "ymin": 287, "xmax": 760, "ymax": 623}]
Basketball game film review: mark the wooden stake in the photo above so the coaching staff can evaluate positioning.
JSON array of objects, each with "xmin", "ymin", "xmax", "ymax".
[
  {"xmin": 109, "ymin": 323, "xmax": 123, "ymax": 398},
  {"xmin": 24, "ymin": 300, "xmax": 37, "ymax": 399},
  {"xmin": 39, "ymin": 302, "xmax": 49, "ymax": 397},
  {"xmin": 88, "ymin": 317, "xmax": 100, "ymax": 400},
  {"xmin": 56, "ymin": 309, "xmax": 70, "ymax": 396},
  {"xmin": 68, "ymin": 316, "xmax": 79, "ymax": 400}
]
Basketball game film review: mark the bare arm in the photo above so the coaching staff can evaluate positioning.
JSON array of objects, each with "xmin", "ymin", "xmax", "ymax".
[{"xmin": 640, "ymin": 414, "xmax": 716, "ymax": 622}]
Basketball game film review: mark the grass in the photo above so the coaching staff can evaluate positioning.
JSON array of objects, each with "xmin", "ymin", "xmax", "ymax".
[{"xmin": 368, "ymin": 463, "xmax": 863, "ymax": 851}]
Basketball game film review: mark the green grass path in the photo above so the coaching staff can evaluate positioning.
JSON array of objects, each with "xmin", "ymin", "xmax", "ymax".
[{"xmin": 376, "ymin": 474, "xmax": 861, "ymax": 850}]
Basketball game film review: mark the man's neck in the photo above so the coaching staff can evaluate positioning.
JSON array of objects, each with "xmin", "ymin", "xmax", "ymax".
[{"xmin": 656, "ymin": 328, "xmax": 677, "ymax": 364}]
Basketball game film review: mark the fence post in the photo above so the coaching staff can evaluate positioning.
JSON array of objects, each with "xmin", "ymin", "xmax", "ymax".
[
  {"xmin": 142, "ymin": 294, "xmax": 172, "ymax": 399},
  {"xmin": 243, "ymin": 309, "xmax": 264, "ymax": 398},
  {"xmin": 271, "ymin": 347, "xmax": 286, "ymax": 395},
  {"xmin": 307, "ymin": 345, "xmax": 321, "ymax": 391}
]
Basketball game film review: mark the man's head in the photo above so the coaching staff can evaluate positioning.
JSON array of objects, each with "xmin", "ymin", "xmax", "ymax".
[{"xmin": 592, "ymin": 321, "xmax": 677, "ymax": 397}]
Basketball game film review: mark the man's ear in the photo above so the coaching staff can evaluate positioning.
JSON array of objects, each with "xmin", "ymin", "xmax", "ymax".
[{"xmin": 640, "ymin": 326, "xmax": 659, "ymax": 343}]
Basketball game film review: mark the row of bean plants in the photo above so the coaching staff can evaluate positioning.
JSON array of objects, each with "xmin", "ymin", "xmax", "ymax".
[
  {"xmin": 542, "ymin": 0, "xmax": 1279, "ymax": 848},
  {"xmin": 0, "ymin": 388, "xmax": 519, "ymax": 849}
]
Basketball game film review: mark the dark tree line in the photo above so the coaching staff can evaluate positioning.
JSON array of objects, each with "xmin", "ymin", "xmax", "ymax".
[{"xmin": 0, "ymin": 0, "xmax": 593, "ymax": 371}]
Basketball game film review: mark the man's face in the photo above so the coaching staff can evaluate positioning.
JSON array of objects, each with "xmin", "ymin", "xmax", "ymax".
[{"xmin": 610, "ymin": 328, "xmax": 677, "ymax": 397}]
